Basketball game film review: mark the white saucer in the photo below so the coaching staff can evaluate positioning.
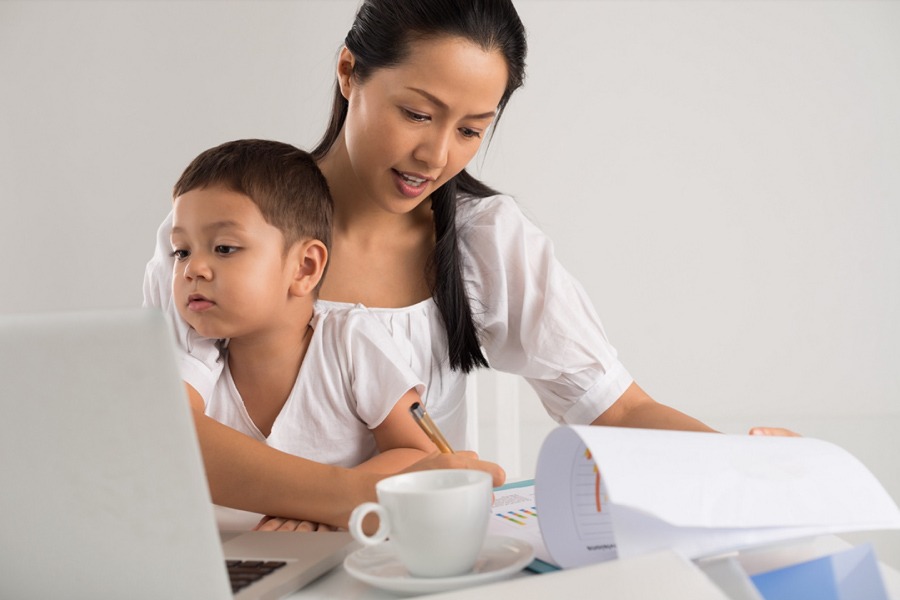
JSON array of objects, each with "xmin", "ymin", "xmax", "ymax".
[{"xmin": 343, "ymin": 535, "xmax": 534, "ymax": 595}]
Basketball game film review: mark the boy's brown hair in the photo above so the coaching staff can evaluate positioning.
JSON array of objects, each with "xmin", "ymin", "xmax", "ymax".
[{"xmin": 174, "ymin": 139, "xmax": 333, "ymax": 253}]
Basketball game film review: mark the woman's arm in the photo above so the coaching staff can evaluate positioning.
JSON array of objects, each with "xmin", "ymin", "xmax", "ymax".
[
  {"xmin": 592, "ymin": 381, "xmax": 799, "ymax": 436},
  {"xmin": 591, "ymin": 382, "xmax": 717, "ymax": 432},
  {"xmin": 355, "ymin": 388, "xmax": 439, "ymax": 474},
  {"xmin": 185, "ymin": 384, "xmax": 504, "ymax": 529}
]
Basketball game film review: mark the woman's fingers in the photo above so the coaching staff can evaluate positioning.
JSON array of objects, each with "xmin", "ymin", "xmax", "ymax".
[
  {"xmin": 749, "ymin": 426, "xmax": 801, "ymax": 437},
  {"xmin": 402, "ymin": 451, "xmax": 506, "ymax": 487}
]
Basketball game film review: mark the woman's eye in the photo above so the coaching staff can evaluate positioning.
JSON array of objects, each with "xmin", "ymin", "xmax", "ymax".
[
  {"xmin": 171, "ymin": 249, "xmax": 189, "ymax": 261},
  {"xmin": 215, "ymin": 245, "xmax": 239, "ymax": 256},
  {"xmin": 403, "ymin": 108, "xmax": 430, "ymax": 123},
  {"xmin": 460, "ymin": 127, "xmax": 482, "ymax": 139}
]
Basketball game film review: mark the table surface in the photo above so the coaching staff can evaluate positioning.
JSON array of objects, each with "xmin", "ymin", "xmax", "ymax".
[
  {"xmin": 215, "ymin": 508, "xmax": 900, "ymax": 599},
  {"xmin": 288, "ymin": 534, "xmax": 900, "ymax": 599}
]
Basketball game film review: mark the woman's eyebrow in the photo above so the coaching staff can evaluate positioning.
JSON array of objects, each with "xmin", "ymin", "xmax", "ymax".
[{"xmin": 407, "ymin": 87, "xmax": 496, "ymax": 120}]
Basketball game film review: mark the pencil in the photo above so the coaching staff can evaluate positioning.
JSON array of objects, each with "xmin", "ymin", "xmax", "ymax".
[{"xmin": 409, "ymin": 402, "xmax": 454, "ymax": 454}]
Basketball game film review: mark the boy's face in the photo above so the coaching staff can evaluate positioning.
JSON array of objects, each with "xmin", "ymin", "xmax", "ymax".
[{"xmin": 170, "ymin": 185, "xmax": 295, "ymax": 340}]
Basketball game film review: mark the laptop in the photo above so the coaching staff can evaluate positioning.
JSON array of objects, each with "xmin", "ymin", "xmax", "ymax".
[{"xmin": 0, "ymin": 308, "xmax": 354, "ymax": 599}]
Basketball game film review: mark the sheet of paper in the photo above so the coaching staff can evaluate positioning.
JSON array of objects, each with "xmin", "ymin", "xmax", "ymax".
[
  {"xmin": 489, "ymin": 480, "xmax": 557, "ymax": 568},
  {"xmin": 535, "ymin": 426, "xmax": 900, "ymax": 568}
]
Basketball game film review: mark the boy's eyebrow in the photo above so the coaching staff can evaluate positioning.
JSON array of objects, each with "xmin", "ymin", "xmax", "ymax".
[
  {"xmin": 170, "ymin": 220, "xmax": 244, "ymax": 236},
  {"xmin": 407, "ymin": 87, "xmax": 496, "ymax": 120}
]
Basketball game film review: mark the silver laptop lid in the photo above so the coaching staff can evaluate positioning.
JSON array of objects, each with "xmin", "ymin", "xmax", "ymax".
[{"xmin": 0, "ymin": 308, "xmax": 232, "ymax": 599}]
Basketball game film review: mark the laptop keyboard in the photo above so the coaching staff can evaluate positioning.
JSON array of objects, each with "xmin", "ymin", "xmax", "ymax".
[{"xmin": 226, "ymin": 559, "xmax": 288, "ymax": 593}]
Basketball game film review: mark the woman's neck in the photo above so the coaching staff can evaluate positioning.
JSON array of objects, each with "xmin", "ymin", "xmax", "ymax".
[
  {"xmin": 316, "ymin": 143, "xmax": 435, "ymax": 307},
  {"xmin": 318, "ymin": 138, "xmax": 432, "ymax": 237}
]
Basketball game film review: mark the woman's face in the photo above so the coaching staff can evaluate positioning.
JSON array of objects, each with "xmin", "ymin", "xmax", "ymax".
[{"xmin": 335, "ymin": 35, "xmax": 509, "ymax": 214}]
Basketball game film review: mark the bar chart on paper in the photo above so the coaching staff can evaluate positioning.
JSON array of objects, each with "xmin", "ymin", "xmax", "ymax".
[
  {"xmin": 489, "ymin": 481, "xmax": 556, "ymax": 568},
  {"xmin": 533, "ymin": 431, "xmax": 622, "ymax": 569},
  {"xmin": 489, "ymin": 446, "xmax": 619, "ymax": 571},
  {"xmin": 569, "ymin": 446, "xmax": 617, "ymax": 559},
  {"xmin": 495, "ymin": 505, "xmax": 538, "ymax": 528}
]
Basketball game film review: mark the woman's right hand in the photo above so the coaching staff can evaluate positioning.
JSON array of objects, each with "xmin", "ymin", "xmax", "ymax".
[{"xmin": 400, "ymin": 450, "xmax": 506, "ymax": 487}]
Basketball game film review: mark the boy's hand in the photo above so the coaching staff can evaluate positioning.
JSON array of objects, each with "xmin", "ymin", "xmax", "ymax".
[{"xmin": 253, "ymin": 515, "xmax": 337, "ymax": 532}]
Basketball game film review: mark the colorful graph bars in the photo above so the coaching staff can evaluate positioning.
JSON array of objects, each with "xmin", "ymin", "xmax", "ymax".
[{"xmin": 495, "ymin": 506, "xmax": 539, "ymax": 526}]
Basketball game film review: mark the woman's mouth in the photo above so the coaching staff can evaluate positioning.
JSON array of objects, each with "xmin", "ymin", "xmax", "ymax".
[{"xmin": 393, "ymin": 169, "xmax": 430, "ymax": 199}]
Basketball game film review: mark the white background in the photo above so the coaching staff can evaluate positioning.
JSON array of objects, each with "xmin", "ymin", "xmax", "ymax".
[{"xmin": 2, "ymin": 0, "xmax": 898, "ymax": 564}]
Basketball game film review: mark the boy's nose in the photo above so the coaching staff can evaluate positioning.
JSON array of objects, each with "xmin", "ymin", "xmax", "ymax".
[{"xmin": 183, "ymin": 257, "xmax": 212, "ymax": 281}]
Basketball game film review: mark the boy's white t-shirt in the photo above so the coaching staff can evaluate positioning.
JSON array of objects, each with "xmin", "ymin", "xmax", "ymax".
[
  {"xmin": 145, "ymin": 194, "xmax": 634, "ymax": 450},
  {"xmin": 204, "ymin": 306, "xmax": 425, "ymax": 468}
]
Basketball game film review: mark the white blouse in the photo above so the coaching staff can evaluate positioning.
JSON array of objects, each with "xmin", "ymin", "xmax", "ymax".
[
  {"xmin": 143, "ymin": 194, "xmax": 633, "ymax": 449},
  {"xmin": 205, "ymin": 307, "xmax": 424, "ymax": 468}
]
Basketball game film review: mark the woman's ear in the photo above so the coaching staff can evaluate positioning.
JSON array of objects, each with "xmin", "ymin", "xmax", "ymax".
[
  {"xmin": 288, "ymin": 239, "xmax": 328, "ymax": 298},
  {"xmin": 337, "ymin": 46, "xmax": 356, "ymax": 100}
]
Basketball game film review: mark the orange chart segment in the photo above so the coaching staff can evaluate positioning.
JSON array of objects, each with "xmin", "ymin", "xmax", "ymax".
[
  {"xmin": 586, "ymin": 449, "xmax": 602, "ymax": 512},
  {"xmin": 571, "ymin": 444, "xmax": 615, "ymax": 543}
]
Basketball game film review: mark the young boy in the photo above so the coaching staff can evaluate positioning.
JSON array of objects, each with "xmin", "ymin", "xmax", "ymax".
[{"xmin": 168, "ymin": 139, "xmax": 436, "ymax": 474}]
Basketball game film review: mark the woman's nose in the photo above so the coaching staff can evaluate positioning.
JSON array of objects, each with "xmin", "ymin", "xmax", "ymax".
[{"xmin": 413, "ymin": 127, "xmax": 451, "ymax": 170}]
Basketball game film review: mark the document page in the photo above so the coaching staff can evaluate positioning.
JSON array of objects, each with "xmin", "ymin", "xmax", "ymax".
[
  {"xmin": 535, "ymin": 426, "xmax": 900, "ymax": 569},
  {"xmin": 489, "ymin": 480, "xmax": 557, "ymax": 569}
]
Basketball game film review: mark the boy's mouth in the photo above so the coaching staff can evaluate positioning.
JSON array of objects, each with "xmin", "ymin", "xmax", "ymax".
[{"xmin": 187, "ymin": 293, "xmax": 215, "ymax": 312}]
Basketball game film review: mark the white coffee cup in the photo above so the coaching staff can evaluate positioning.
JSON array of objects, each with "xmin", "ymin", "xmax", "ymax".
[{"xmin": 348, "ymin": 469, "xmax": 492, "ymax": 578}]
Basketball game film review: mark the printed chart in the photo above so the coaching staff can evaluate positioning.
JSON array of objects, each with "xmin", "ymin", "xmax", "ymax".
[
  {"xmin": 569, "ymin": 444, "xmax": 617, "ymax": 559},
  {"xmin": 489, "ymin": 482, "xmax": 555, "ymax": 567}
]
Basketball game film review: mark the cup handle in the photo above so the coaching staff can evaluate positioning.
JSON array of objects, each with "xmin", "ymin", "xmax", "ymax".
[{"xmin": 348, "ymin": 502, "xmax": 390, "ymax": 546}]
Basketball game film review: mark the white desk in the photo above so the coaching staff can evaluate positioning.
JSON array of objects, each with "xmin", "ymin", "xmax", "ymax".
[
  {"xmin": 216, "ymin": 508, "xmax": 900, "ymax": 599},
  {"xmin": 292, "ymin": 549, "xmax": 728, "ymax": 599},
  {"xmin": 285, "ymin": 535, "xmax": 900, "ymax": 599}
]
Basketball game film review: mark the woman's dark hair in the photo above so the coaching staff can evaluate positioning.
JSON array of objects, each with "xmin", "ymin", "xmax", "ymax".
[{"xmin": 312, "ymin": 0, "xmax": 527, "ymax": 373}]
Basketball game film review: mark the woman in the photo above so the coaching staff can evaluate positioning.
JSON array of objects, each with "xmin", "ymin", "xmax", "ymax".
[{"xmin": 145, "ymin": 0, "xmax": 791, "ymax": 530}]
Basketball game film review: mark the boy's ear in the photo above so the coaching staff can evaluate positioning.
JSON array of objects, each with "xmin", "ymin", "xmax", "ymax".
[
  {"xmin": 288, "ymin": 239, "xmax": 328, "ymax": 298},
  {"xmin": 337, "ymin": 46, "xmax": 355, "ymax": 100}
]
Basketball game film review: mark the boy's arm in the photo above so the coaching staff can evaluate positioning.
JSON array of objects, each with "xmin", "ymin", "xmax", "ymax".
[
  {"xmin": 183, "ymin": 382, "xmax": 380, "ymax": 526},
  {"xmin": 181, "ymin": 382, "xmax": 503, "ymax": 531},
  {"xmin": 354, "ymin": 388, "xmax": 439, "ymax": 474},
  {"xmin": 185, "ymin": 381, "xmax": 207, "ymax": 413}
]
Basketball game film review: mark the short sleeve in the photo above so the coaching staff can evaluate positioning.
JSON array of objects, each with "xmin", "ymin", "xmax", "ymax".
[
  {"xmin": 459, "ymin": 195, "xmax": 634, "ymax": 424},
  {"xmin": 142, "ymin": 210, "xmax": 223, "ymax": 400},
  {"xmin": 325, "ymin": 308, "xmax": 426, "ymax": 429}
]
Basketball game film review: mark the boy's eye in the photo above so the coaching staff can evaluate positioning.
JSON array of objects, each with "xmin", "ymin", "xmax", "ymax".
[
  {"xmin": 171, "ymin": 249, "xmax": 190, "ymax": 261},
  {"xmin": 215, "ymin": 245, "xmax": 239, "ymax": 256}
]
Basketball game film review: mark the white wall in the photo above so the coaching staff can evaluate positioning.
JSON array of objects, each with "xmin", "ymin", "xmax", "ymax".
[{"xmin": 3, "ymin": 0, "xmax": 899, "ymax": 562}]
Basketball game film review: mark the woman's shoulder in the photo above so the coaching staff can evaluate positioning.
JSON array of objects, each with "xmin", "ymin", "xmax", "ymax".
[
  {"xmin": 456, "ymin": 192, "xmax": 522, "ymax": 224},
  {"xmin": 457, "ymin": 192, "xmax": 545, "ymax": 253},
  {"xmin": 456, "ymin": 193, "xmax": 536, "ymax": 244}
]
